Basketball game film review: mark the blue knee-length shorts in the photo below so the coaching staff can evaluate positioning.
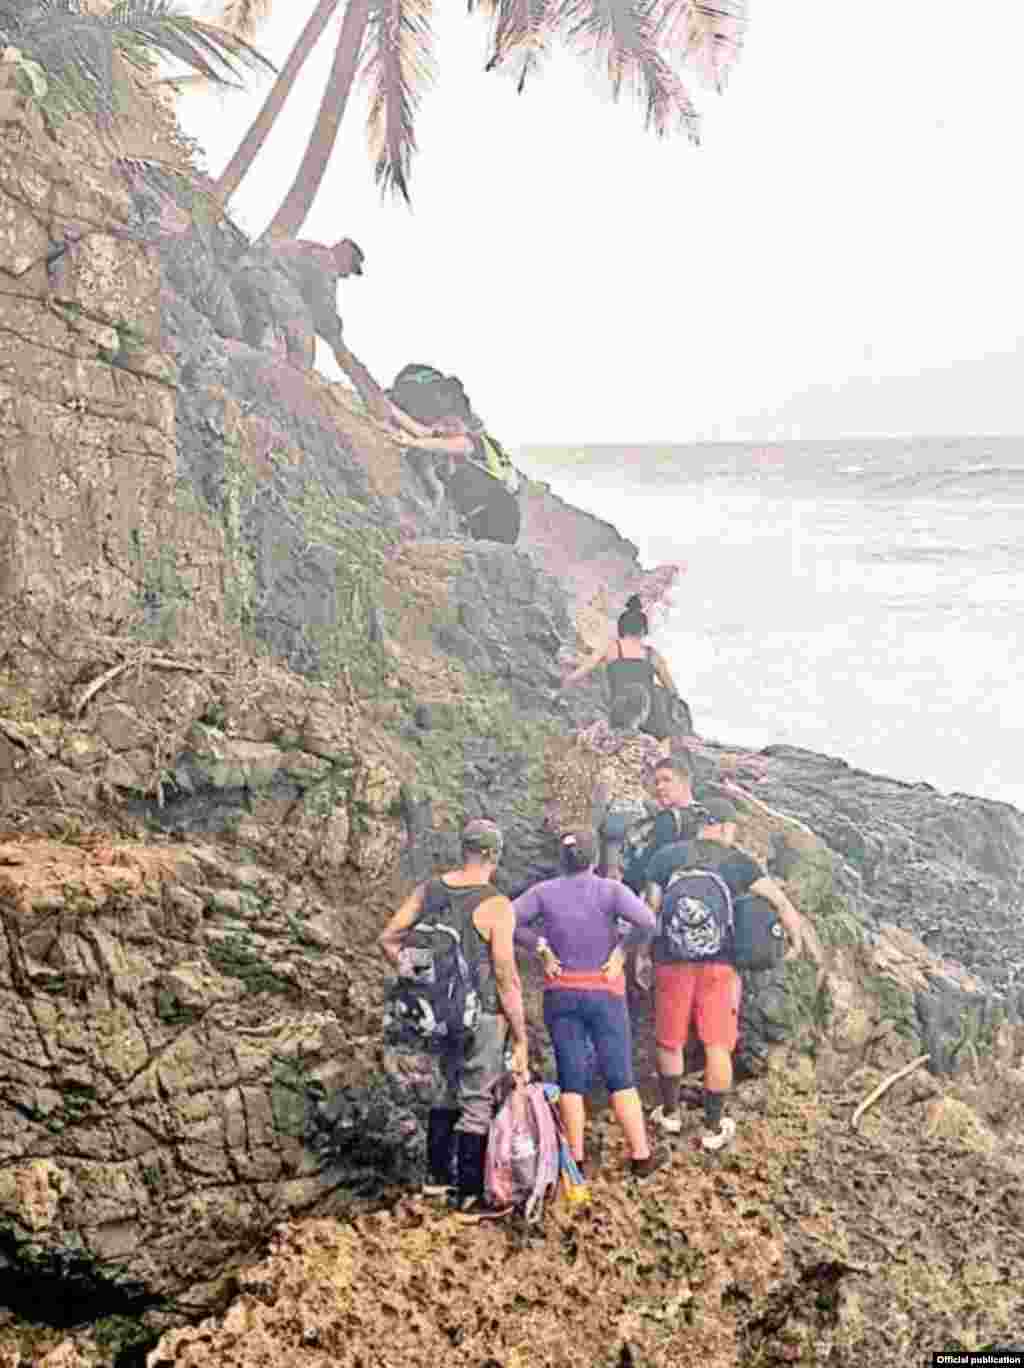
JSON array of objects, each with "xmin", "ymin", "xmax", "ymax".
[{"xmin": 543, "ymin": 988, "xmax": 635, "ymax": 1096}]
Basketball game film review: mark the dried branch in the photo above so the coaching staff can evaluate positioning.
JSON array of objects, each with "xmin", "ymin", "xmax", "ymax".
[
  {"xmin": 0, "ymin": 718, "xmax": 37, "ymax": 753},
  {"xmin": 851, "ymin": 1054, "xmax": 930, "ymax": 1131},
  {"xmin": 73, "ymin": 653, "xmax": 228, "ymax": 718}
]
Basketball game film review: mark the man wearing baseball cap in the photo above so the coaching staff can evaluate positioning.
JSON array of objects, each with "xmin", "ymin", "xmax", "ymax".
[
  {"xmin": 638, "ymin": 796, "xmax": 804, "ymax": 1151},
  {"xmin": 379, "ymin": 818, "xmax": 529, "ymax": 1216}
]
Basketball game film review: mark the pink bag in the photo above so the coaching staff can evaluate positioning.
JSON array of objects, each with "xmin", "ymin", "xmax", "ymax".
[{"xmin": 484, "ymin": 1081, "xmax": 560, "ymax": 1221}]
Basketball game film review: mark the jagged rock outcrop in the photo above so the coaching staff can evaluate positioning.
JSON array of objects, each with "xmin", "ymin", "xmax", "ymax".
[{"xmin": 752, "ymin": 745, "xmax": 1024, "ymax": 997}]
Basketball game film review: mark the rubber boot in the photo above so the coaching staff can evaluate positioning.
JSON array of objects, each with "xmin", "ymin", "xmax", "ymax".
[
  {"xmin": 455, "ymin": 1131, "xmax": 487, "ymax": 1205},
  {"xmin": 454, "ymin": 1132, "xmax": 513, "ymax": 1221},
  {"xmin": 425, "ymin": 1108, "xmax": 459, "ymax": 1192}
]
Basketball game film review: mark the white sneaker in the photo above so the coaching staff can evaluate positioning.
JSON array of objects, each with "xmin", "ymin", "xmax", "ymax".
[
  {"xmin": 700, "ymin": 1116, "xmax": 737, "ymax": 1152},
  {"xmin": 650, "ymin": 1105, "xmax": 683, "ymax": 1136},
  {"xmin": 421, "ymin": 1182, "xmax": 453, "ymax": 1200}
]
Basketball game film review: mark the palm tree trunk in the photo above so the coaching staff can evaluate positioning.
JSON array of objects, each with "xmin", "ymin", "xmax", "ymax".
[
  {"xmin": 262, "ymin": 0, "xmax": 372, "ymax": 241},
  {"xmin": 214, "ymin": 0, "xmax": 343, "ymax": 205}
]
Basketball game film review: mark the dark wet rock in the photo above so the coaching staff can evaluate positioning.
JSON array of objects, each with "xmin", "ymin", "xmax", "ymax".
[{"xmin": 755, "ymin": 745, "xmax": 1024, "ymax": 995}]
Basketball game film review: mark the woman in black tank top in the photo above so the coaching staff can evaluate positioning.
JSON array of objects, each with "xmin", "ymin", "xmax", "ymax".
[{"xmin": 560, "ymin": 595, "xmax": 691, "ymax": 741}]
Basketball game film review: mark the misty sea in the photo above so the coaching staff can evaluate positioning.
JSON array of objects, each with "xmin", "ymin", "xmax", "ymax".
[{"xmin": 518, "ymin": 436, "xmax": 1024, "ymax": 810}]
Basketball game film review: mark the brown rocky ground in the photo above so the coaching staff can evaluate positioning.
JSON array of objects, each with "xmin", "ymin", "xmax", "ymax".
[{"xmin": 144, "ymin": 1061, "xmax": 1024, "ymax": 1368}]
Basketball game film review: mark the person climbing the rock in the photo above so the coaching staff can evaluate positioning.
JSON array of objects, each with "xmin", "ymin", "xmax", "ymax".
[
  {"xmin": 576, "ymin": 683, "xmax": 667, "ymax": 879},
  {"xmin": 637, "ymin": 798, "xmax": 804, "ymax": 1151},
  {"xmin": 512, "ymin": 829, "xmax": 668, "ymax": 1181},
  {"xmin": 620, "ymin": 752, "xmax": 713, "ymax": 893},
  {"xmin": 378, "ymin": 819, "xmax": 529, "ymax": 1218},
  {"xmin": 400, "ymin": 414, "xmax": 475, "ymax": 517},
  {"xmin": 540, "ymin": 683, "xmax": 664, "ymax": 864},
  {"xmin": 230, "ymin": 235, "xmax": 434, "ymax": 438},
  {"xmin": 387, "ymin": 364, "xmax": 522, "ymax": 543},
  {"xmin": 559, "ymin": 594, "xmax": 692, "ymax": 746}
]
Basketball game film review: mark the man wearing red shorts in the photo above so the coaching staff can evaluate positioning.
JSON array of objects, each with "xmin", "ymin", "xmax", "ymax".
[{"xmin": 638, "ymin": 798, "xmax": 804, "ymax": 1151}]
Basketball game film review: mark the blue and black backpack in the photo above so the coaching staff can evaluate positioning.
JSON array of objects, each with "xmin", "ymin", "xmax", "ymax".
[
  {"xmin": 658, "ymin": 866, "xmax": 735, "ymax": 963},
  {"xmin": 383, "ymin": 881, "xmax": 495, "ymax": 1050}
]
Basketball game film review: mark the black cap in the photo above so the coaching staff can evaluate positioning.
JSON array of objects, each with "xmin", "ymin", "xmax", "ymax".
[{"xmin": 561, "ymin": 829, "xmax": 597, "ymax": 865}]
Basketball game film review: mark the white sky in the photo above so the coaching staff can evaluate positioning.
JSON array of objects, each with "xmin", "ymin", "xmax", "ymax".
[{"xmin": 179, "ymin": 0, "xmax": 1024, "ymax": 445}]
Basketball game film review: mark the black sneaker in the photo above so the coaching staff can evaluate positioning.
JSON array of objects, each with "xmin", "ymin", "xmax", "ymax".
[{"xmin": 630, "ymin": 1147, "xmax": 670, "ymax": 1180}]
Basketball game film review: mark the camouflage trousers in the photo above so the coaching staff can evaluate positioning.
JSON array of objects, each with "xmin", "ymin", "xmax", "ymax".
[{"xmin": 439, "ymin": 1013, "xmax": 508, "ymax": 1136}]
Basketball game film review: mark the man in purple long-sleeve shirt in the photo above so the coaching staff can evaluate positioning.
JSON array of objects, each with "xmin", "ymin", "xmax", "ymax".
[{"xmin": 513, "ymin": 830, "xmax": 667, "ymax": 1181}]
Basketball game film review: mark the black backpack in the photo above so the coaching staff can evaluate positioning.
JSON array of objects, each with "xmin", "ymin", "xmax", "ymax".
[
  {"xmin": 659, "ymin": 867, "xmax": 735, "ymax": 963},
  {"xmin": 383, "ymin": 881, "xmax": 495, "ymax": 1051},
  {"xmin": 388, "ymin": 363, "xmax": 475, "ymax": 425},
  {"xmin": 732, "ymin": 894, "xmax": 786, "ymax": 972},
  {"xmin": 621, "ymin": 808, "xmax": 712, "ymax": 893}
]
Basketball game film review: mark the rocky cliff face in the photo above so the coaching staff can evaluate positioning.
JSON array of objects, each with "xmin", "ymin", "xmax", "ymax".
[{"xmin": 1, "ymin": 79, "xmax": 1023, "ymax": 1367}]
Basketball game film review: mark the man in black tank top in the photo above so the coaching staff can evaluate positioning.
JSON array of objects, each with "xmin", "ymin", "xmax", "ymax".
[{"xmin": 380, "ymin": 819, "xmax": 529, "ymax": 1217}]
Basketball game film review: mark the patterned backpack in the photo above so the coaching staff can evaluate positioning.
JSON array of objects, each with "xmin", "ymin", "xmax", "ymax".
[
  {"xmin": 383, "ymin": 882, "xmax": 494, "ymax": 1051},
  {"xmin": 484, "ymin": 1081, "xmax": 561, "ymax": 1221},
  {"xmin": 659, "ymin": 867, "xmax": 735, "ymax": 963}
]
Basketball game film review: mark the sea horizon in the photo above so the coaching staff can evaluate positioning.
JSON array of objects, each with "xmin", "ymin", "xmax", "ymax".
[{"xmin": 518, "ymin": 434, "xmax": 1024, "ymax": 811}]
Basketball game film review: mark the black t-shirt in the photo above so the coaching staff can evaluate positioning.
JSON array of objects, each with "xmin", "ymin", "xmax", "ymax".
[
  {"xmin": 646, "ymin": 842, "xmax": 766, "ymax": 899},
  {"xmin": 621, "ymin": 805, "xmax": 712, "ymax": 892}
]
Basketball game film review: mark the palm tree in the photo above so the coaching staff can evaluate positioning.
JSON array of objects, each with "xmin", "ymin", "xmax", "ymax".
[
  {"xmin": 214, "ymin": 0, "xmax": 343, "ymax": 204},
  {"xmin": 216, "ymin": 0, "xmax": 748, "ymax": 237},
  {"xmin": 0, "ymin": 0, "xmax": 273, "ymax": 122}
]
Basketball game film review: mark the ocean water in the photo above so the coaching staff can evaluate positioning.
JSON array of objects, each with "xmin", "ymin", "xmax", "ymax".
[{"xmin": 518, "ymin": 436, "xmax": 1024, "ymax": 809}]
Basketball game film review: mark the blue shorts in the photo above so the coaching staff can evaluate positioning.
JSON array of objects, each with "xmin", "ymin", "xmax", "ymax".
[{"xmin": 543, "ymin": 989, "xmax": 635, "ymax": 1095}]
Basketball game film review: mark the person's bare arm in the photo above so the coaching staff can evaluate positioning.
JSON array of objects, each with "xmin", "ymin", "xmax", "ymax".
[
  {"xmin": 480, "ymin": 896, "xmax": 530, "ymax": 1076},
  {"xmin": 386, "ymin": 400, "xmax": 436, "ymax": 439},
  {"xmin": 749, "ymin": 876, "xmax": 804, "ymax": 956},
  {"xmin": 401, "ymin": 431, "xmax": 474, "ymax": 456},
  {"xmin": 378, "ymin": 884, "xmax": 426, "ymax": 967},
  {"xmin": 602, "ymin": 882, "xmax": 657, "ymax": 979},
  {"xmin": 632, "ymin": 883, "xmax": 662, "ymax": 989},
  {"xmin": 650, "ymin": 648, "xmax": 679, "ymax": 695},
  {"xmin": 561, "ymin": 646, "xmax": 611, "ymax": 690},
  {"xmin": 484, "ymin": 899, "xmax": 528, "ymax": 1041}
]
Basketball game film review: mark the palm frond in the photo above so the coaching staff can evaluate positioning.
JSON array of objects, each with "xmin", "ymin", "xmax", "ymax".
[
  {"xmin": 558, "ymin": 0, "xmax": 700, "ymax": 139},
  {"xmin": 216, "ymin": 0, "xmax": 272, "ymax": 41},
  {"xmin": 361, "ymin": 0, "xmax": 435, "ymax": 203},
  {"xmin": 650, "ymin": 0, "xmax": 747, "ymax": 91},
  {"xmin": 2, "ymin": 0, "xmax": 274, "ymax": 122},
  {"xmin": 481, "ymin": 0, "xmax": 556, "ymax": 94}
]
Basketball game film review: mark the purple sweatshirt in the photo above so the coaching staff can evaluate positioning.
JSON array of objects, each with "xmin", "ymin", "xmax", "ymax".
[{"xmin": 513, "ymin": 873, "xmax": 656, "ymax": 989}]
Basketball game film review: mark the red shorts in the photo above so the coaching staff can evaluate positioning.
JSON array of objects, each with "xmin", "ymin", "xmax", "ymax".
[{"xmin": 654, "ymin": 962, "xmax": 741, "ymax": 1052}]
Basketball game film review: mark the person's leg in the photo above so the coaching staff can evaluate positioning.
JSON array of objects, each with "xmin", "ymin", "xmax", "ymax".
[
  {"xmin": 694, "ymin": 965, "xmax": 742, "ymax": 1149},
  {"xmin": 425, "ymin": 1107, "xmax": 460, "ymax": 1193},
  {"xmin": 589, "ymin": 991, "xmax": 655, "ymax": 1163},
  {"xmin": 652, "ymin": 964, "xmax": 696, "ymax": 1132},
  {"xmin": 609, "ymin": 1088, "xmax": 650, "ymax": 1159},
  {"xmin": 558, "ymin": 1092, "xmax": 586, "ymax": 1164},
  {"xmin": 453, "ymin": 1013, "xmax": 507, "ymax": 1207},
  {"xmin": 422, "ymin": 1038, "xmax": 464, "ymax": 1194},
  {"xmin": 544, "ymin": 990, "xmax": 591, "ymax": 1164}
]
